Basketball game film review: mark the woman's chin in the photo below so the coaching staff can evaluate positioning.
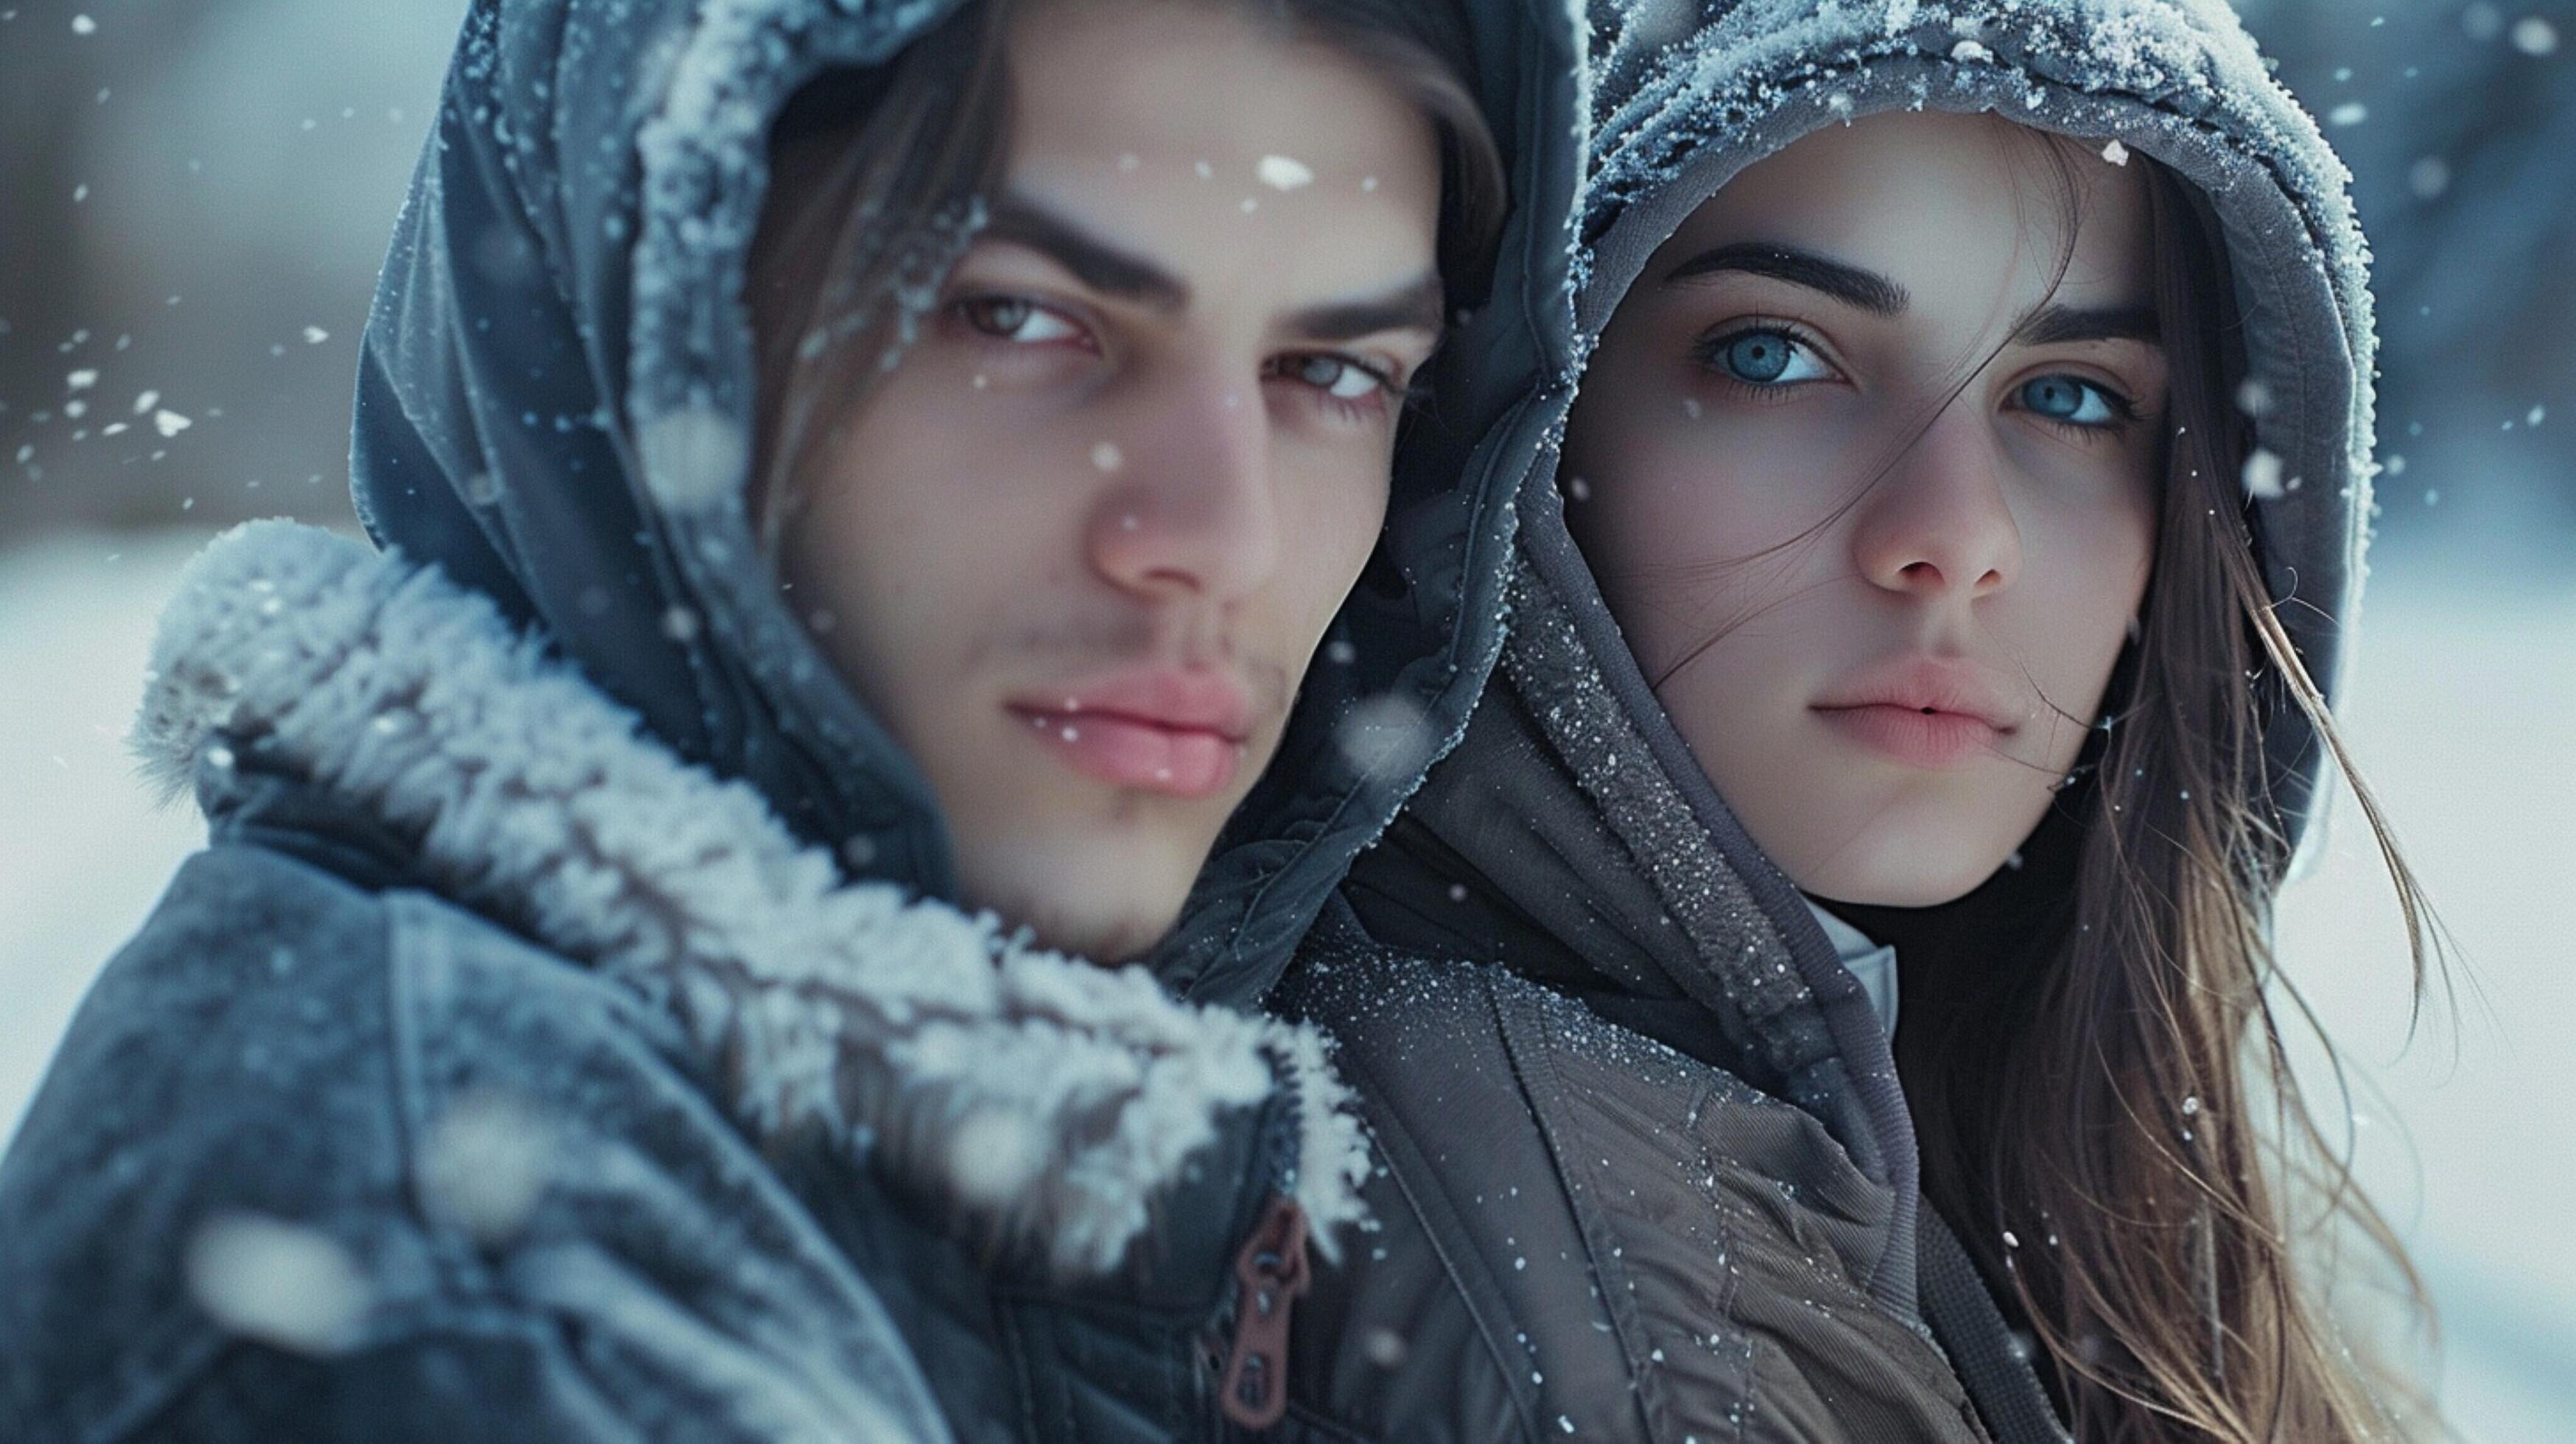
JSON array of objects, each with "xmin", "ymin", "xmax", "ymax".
[{"xmin": 1760, "ymin": 800, "xmax": 2042, "ymax": 911}]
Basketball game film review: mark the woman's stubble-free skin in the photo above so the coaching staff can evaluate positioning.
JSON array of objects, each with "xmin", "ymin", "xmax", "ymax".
[
  {"xmin": 776, "ymin": 1, "xmax": 1445, "ymax": 961},
  {"xmin": 1565, "ymin": 112, "xmax": 2166, "ymax": 906}
]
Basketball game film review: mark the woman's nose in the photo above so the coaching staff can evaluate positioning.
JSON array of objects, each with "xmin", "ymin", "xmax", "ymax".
[
  {"xmin": 1085, "ymin": 377, "xmax": 1279, "ymax": 603},
  {"xmin": 1848, "ymin": 404, "xmax": 2023, "ymax": 600}
]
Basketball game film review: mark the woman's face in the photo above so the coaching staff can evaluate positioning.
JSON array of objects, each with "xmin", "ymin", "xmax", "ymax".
[
  {"xmin": 779, "ymin": 0, "xmax": 1443, "ymax": 961},
  {"xmin": 1564, "ymin": 111, "xmax": 2166, "ymax": 907}
]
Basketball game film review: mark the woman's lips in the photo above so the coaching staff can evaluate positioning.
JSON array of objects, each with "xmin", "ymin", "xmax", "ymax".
[{"xmin": 1813, "ymin": 703, "xmax": 2006, "ymax": 768}]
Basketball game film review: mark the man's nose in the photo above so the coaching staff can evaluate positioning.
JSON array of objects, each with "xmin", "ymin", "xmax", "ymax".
[
  {"xmin": 1848, "ymin": 403, "xmax": 2023, "ymax": 601},
  {"xmin": 1086, "ymin": 375, "xmax": 1279, "ymax": 603}
]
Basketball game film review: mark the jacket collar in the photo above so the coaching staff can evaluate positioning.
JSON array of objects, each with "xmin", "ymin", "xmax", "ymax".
[{"xmin": 134, "ymin": 521, "xmax": 1369, "ymax": 1280}]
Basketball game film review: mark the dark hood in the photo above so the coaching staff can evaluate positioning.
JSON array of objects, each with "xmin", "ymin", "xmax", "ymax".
[
  {"xmin": 1577, "ymin": 0, "xmax": 2379, "ymax": 870},
  {"xmin": 350, "ymin": 0, "xmax": 1587, "ymax": 1006},
  {"xmin": 1341, "ymin": 0, "xmax": 2380, "ymax": 1317}
]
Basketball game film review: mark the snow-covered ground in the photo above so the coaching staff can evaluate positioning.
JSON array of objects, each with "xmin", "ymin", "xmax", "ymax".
[{"xmin": 1, "ymin": 526, "xmax": 2569, "ymax": 1437}]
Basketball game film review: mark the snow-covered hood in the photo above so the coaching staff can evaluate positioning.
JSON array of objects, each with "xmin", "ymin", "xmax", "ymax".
[
  {"xmin": 1337, "ymin": 0, "xmax": 2382, "ymax": 1314},
  {"xmin": 350, "ymin": 0, "xmax": 1587, "ymax": 1007},
  {"xmin": 133, "ymin": 521, "xmax": 1369, "ymax": 1279},
  {"xmin": 1565, "ymin": 0, "xmax": 2378, "ymax": 870}
]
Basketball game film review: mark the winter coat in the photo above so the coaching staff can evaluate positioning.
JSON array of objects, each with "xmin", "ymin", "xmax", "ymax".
[
  {"xmin": 0, "ymin": 0, "xmax": 1585, "ymax": 1437},
  {"xmin": 1269, "ymin": 2, "xmax": 2381, "ymax": 1440}
]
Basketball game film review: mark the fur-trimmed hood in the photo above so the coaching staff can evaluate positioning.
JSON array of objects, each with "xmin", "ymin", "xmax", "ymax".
[{"xmin": 134, "ymin": 520, "xmax": 1366, "ymax": 1280}]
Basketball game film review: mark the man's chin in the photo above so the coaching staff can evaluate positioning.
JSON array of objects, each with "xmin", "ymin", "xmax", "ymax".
[{"xmin": 955, "ymin": 835, "xmax": 1201, "ymax": 966}]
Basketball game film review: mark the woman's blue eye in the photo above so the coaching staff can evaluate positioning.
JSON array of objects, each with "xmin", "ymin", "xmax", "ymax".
[
  {"xmin": 1705, "ymin": 328, "xmax": 1829, "ymax": 386},
  {"xmin": 2017, "ymin": 374, "xmax": 2128, "ymax": 428}
]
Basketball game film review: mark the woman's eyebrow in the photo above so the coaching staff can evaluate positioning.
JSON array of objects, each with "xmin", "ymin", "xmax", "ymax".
[
  {"xmin": 1660, "ymin": 241, "xmax": 1909, "ymax": 317},
  {"xmin": 2011, "ymin": 302, "xmax": 2161, "ymax": 346}
]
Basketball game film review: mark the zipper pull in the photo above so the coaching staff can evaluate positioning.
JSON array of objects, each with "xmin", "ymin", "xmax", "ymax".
[{"xmin": 1218, "ymin": 1195, "xmax": 1311, "ymax": 1431}]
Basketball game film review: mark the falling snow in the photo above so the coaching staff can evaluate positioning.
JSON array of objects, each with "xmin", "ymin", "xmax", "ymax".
[
  {"xmin": 1255, "ymin": 155, "xmax": 1314, "ymax": 191},
  {"xmin": 184, "ymin": 1212, "xmax": 371, "ymax": 1355}
]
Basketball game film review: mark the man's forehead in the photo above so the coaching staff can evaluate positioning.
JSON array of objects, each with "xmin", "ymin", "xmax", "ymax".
[
  {"xmin": 992, "ymin": 0, "xmax": 1443, "ymax": 319},
  {"xmin": 989, "ymin": 156, "xmax": 1442, "ymax": 332}
]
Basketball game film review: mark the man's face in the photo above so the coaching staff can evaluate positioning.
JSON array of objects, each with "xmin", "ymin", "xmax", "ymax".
[{"xmin": 778, "ymin": 0, "xmax": 1445, "ymax": 961}]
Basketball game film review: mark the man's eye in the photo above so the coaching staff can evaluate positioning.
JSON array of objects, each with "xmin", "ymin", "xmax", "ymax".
[
  {"xmin": 1285, "ymin": 354, "xmax": 1389, "ymax": 400},
  {"xmin": 958, "ymin": 296, "xmax": 1084, "ymax": 346}
]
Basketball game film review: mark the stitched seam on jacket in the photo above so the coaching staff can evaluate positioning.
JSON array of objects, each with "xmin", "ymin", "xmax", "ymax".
[
  {"xmin": 1678, "ymin": 1081, "xmax": 1757, "ymax": 1444},
  {"xmin": 1489, "ymin": 980, "xmax": 1669, "ymax": 1441},
  {"xmin": 1312, "ymin": 966, "xmax": 1544, "ymax": 1443}
]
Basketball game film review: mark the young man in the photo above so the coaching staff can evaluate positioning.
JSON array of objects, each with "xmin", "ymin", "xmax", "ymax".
[{"xmin": 0, "ymin": 0, "xmax": 1579, "ymax": 1438}]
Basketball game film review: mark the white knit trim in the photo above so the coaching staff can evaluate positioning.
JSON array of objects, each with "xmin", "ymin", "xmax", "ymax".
[{"xmin": 135, "ymin": 521, "xmax": 1368, "ymax": 1277}]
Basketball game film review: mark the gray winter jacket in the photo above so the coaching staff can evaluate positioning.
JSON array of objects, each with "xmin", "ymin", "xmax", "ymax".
[
  {"xmin": 1272, "ymin": 1, "xmax": 2380, "ymax": 1440},
  {"xmin": 0, "ymin": 0, "xmax": 1586, "ymax": 1438}
]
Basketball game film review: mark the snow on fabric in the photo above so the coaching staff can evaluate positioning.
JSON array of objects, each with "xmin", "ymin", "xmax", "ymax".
[{"xmin": 133, "ymin": 521, "xmax": 1370, "ymax": 1277}]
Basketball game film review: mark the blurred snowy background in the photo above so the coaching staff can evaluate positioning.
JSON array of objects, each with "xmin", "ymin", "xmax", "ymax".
[{"xmin": 2, "ymin": 0, "xmax": 2569, "ymax": 1435}]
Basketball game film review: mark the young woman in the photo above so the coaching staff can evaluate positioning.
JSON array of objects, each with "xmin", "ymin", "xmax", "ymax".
[
  {"xmin": 0, "ymin": 0, "xmax": 1582, "ymax": 1438},
  {"xmin": 1278, "ymin": 3, "xmax": 2437, "ymax": 1440}
]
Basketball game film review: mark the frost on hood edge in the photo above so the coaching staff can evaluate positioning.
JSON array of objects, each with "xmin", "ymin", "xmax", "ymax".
[
  {"xmin": 133, "ymin": 521, "xmax": 1370, "ymax": 1279},
  {"xmin": 1573, "ymin": 0, "xmax": 2380, "ymax": 875}
]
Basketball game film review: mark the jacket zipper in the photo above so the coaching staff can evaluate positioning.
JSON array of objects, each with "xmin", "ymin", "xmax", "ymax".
[{"xmin": 1217, "ymin": 1194, "xmax": 1311, "ymax": 1431}]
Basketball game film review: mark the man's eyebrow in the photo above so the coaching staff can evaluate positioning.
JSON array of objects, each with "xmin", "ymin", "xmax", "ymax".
[
  {"xmin": 2011, "ymin": 302, "xmax": 2161, "ymax": 346},
  {"xmin": 983, "ymin": 194, "xmax": 1189, "ymax": 311},
  {"xmin": 1284, "ymin": 271, "xmax": 1446, "ymax": 343},
  {"xmin": 1662, "ymin": 242, "xmax": 1910, "ymax": 318}
]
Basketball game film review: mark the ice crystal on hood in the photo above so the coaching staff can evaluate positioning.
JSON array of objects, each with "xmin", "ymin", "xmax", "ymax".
[
  {"xmin": 185, "ymin": 1212, "xmax": 371, "ymax": 1355},
  {"xmin": 2100, "ymin": 139, "xmax": 2130, "ymax": 166},
  {"xmin": 152, "ymin": 409, "xmax": 192, "ymax": 438}
]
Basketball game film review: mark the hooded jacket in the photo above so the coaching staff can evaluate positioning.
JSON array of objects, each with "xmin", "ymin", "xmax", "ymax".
[
  {"xmin": 0, "ymin": 0, "xmax": 1585, "ymax": 1438},
  {"xmin": 1272, "ymin": 1, "xmax": 2377, "ymax": 1440}
]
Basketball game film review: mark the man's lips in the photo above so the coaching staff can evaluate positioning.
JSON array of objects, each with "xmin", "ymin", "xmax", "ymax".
[{"xmin": 1007, "ymin": 668, "xmax": 1255, "ymax": 799}]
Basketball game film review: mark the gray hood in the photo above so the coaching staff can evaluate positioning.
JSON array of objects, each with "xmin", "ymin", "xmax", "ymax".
[
  {"xmin": 1577, "ymin": 0, "xmax": 2379, "ymax": 867},
  {"xmin": 1340, "ymin": 0, "xmax": 2379, "ymax": 1324},
  {"xmin": 351, "ymin": 0, "xmax": 1587, "ymax": 1010}
]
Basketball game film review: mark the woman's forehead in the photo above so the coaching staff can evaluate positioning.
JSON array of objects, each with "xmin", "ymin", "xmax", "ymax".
[{"xmin": 1651, "ymin": 111, "xmax": 2157, "ymax": 315}]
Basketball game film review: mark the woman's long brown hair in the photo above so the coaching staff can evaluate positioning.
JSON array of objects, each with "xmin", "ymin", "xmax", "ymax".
[{"xmin": 1853, "ymin": 155, "xmax": 2446, "ymax": 1440}]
